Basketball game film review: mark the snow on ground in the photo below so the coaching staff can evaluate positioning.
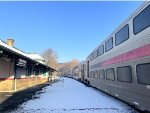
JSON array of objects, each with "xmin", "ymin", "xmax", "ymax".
[{"xmin": 10, "ymin": 77, "xmax": 138, "ymax": 113}]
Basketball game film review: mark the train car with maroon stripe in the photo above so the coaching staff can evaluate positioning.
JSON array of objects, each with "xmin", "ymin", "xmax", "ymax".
[{"xmin": 85, "ymin": 1, "xmax": 150, "ymax": 112}]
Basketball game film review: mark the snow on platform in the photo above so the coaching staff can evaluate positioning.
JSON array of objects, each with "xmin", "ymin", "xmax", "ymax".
[{"xmin": 10, "ymin": 77, "xmax": 139, "ymax": 113}]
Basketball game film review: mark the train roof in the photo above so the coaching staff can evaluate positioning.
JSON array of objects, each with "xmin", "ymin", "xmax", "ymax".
[{"xmin": 87, "ymin": 1, "xmax": 149, "ymax": 59}]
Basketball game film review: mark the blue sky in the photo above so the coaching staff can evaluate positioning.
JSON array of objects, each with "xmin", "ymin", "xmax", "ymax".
[{"xmin": 0, "ymin": 1, "xmax": 142, "ymax": 63}]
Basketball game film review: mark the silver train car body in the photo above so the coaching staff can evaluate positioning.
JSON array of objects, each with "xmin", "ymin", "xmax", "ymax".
[
  {"xmin": 72, "ymin": 65, "xmax": 80, "ymax": 80},
  {"xmin": 72, "ymin": 61, "xmax": 89, "ymax": 82},
  {"xmin": 74, "ymin": 2, "xmax": 150, "ymax": 112}
]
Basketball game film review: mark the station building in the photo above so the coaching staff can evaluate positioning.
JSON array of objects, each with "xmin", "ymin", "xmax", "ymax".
[{"xmin": 0, "ymin": 39, "xmax": 56, "ymax": 92}]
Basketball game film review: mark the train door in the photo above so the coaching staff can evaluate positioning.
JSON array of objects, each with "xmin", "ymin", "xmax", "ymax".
[
  {"xmin": 81, "ymin": 64, "xmax": 84, "ymax": 82},
  {"xmin": 87, "ymin": 61, "xmax": 89, "ymax": 78},
  {"xmin": 83, "ymin": 64, "xmax": 85, "ymax": 81}
]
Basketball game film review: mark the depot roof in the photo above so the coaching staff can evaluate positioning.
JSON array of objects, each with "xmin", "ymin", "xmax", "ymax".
[{"xmin": 0, "ymin": 39, "xmax": 56, "ymax": 71}]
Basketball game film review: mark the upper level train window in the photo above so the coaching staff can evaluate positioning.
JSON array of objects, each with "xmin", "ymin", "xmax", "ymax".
[
  {"xmin": 94, "ymin": 50, "xmax": 98, "ymax": 59},
  {"xmin": 98, "ymin": 45, "xmax": 104, "ymax": 56},
  {"xmin": 84, "ymin": 64, "xmax": 86, "ymax": 71},
  {"xmin": 106, "ymin": 68, "xmax": 115, "ymax": 81},
  {"xmin": 133, "ymin": 5, "xmax": 150, "ymax": 35},
  {"xmin": 115, "ymin": 25, "xmax": 129, "ymax": 46},
  {"xmin": 105, "ymin": 37, "xmax": 113, "ymax": 52},
  {"xmin": 137, "ymin": 63, "xmax": 150, "ymax": 85},
  {"xmin": 91, "ymin": 53, "xmax": 94, "ymax": 60},
  {"xmin": 99, "ymin": 69, "xmax": 105, "ymax": 79},
  {"xmin": 90, "ymin": 54, "xmax": 93, "ymax": 61},
  {"xmin": 117, "ymin": 66, "xmax": 132, "ymax": 83}
]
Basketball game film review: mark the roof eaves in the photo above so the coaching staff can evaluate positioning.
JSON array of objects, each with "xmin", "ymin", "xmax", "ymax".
[{"xmin": 0, "ymin": 44, "xmax": 56, "ymax": 71}]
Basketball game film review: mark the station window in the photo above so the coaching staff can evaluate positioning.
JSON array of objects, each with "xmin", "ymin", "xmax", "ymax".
[
  {"xmin": 43, "ymin": 69, "xmax": 46, "ymax": 76},
  {"xmin": 35, "ymin": 69, "xmax": 39, "ymax": 76},
  {"xmin": 105, "ymin": 37, "xmax": 113, "ymax": 52},
  {"xmin": 115, "ymin": 24, "xmax": 129, "ymax": 46},
  {"xmin": 32, "ymin": 68, "xmax": 36, "ymax": 75},
  {"xmin": 106, "ymin": 68, "xmax": 115, "ymax": 81},
  {"xmin": 26, "ymin": 67, "xmax": 32, "ymax": 76},
  {"xmin": 117, "ymin": 66, "xmax": 132, "ymax": 83},
  {"xmin": 99, "ymin": 69, "xmax": 105, "ymax": 79},
  {"xmin": 133, "ymin": 5, "xmax": 150, "ymax": 34},
  {"xmin": 98, "ymin": 45, "xmax": 104, "ymax": 56},
  {"xmin": 136, "ymin": 63, "xmax": 150, "ymax": 85}
]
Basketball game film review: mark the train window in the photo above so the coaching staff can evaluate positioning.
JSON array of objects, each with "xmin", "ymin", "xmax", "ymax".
[
  {"xmin": 95, "ymin": 70, "xmax": 98, "ymax": 79},
  {"xmin": 90, "ymin": 54, "xmax": 93, "ymax": 61},
  {"xmin": 99, "ymin": 69, "xmax": 105, "ymax": 79},
  {"xmin": 92, "ymin": 71, "xmax": 94, "ymax": 78},
  {"xmin": 84, "ymin": 64, "xmax": 86, "ymax": 71},
  {"xmin": 98, "ymin": 45, "xmax": 104, "ymax": 56},
  {"xmin": 94, "ymin": 50, "xmax": 98, "ymax": 59},
  {"xmin": 115, "ymin": 25, "xmax": 129, "ymax": 46},
  {"xmin": 106, "ymin": 68, "xmax": 115, "ymax": 81},
  {"xmin": 105, "ymin": 37, "xmax": 113, "ymax": 52},
  {"xmin": 117, "ymin": 66, "xmax": 132, "ymax": 83},
  {"xmin": 35, "ymin": 69, "xmax": 39, "ymax": 76},
  {"xmin": 133, "ymin": 5, "xmax": 150, "ymax": 35},
  {"xmin": 90, "ymin": 71, "xmax": 92, "ymax": 78},
  {"xmin": 137, "ymin": 63, "xmax": 150, "ymax": 85},
  {"xmin": 93, "ymin": 71, "xmax": 95, "ymax": 78},
  {"xmin": 91, "ymin": 53, "xmax": 94, "ymax": 60},
  {"xmin": 26, "ymin": 67, "xmax": 32, "ymax": 76}
]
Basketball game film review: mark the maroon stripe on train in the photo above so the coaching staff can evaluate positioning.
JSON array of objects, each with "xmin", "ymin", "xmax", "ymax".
[{"xmin": 91, "ymin": 43, "xmax": 150, "ymax": 69}]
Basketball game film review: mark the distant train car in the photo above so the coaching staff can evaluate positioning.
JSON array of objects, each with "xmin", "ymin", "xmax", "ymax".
[
  {"xmin": 84, "ymin": 1, "xmax": 150, "ymax": 112},
  {"xmin": 72, "ymin": 65, "xmax": 80, "ymax": 80},
  {"xmin": 72, "ymin": 60, "xmax": 90, "ymax": 84},
  {"xmin": 72, "ymin": 61, "xmax": 85, "ymax": 82},
  {"xmin": 79, "ymin": 60, "xmax": 89, "ymax": 84}
]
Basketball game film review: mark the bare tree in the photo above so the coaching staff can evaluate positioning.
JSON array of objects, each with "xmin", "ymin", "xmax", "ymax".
[
  {"xmin": 41, "ymin": 48, "xmax": 58, "ymax": 69},
  {"xmin": 70, "ymin": 59, "xmax": 79, "ymax": 68},
  {"xmin": 58, "ymin": 59, "xmax": 79, "ymax": 75}
]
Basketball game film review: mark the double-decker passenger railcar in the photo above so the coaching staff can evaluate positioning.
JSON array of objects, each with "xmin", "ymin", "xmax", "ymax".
[
  {"xmin": 86, "ymin": 1, "xmax": 150, "ymax": 112},
  {"xmin": 72, "ymin": 60, "xmax": 90, "ymax": 84},
  {"xmin": 80, "ymin": 60, "xmax": 90, "ymax": 84},
  {"xmin": 72, "ymin": 65, "xmax": 80, "ymax": 80}
]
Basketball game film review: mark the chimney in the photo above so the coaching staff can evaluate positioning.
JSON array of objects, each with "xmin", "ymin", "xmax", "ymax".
[{"xmin": 7, "ymin": 39, "xmax": 14, "ymax": 47}]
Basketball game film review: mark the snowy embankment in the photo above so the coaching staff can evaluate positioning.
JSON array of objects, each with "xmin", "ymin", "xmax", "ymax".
[{"xmin": 10, "ymin": 77, "xmax": 138, "ymax": 113}]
